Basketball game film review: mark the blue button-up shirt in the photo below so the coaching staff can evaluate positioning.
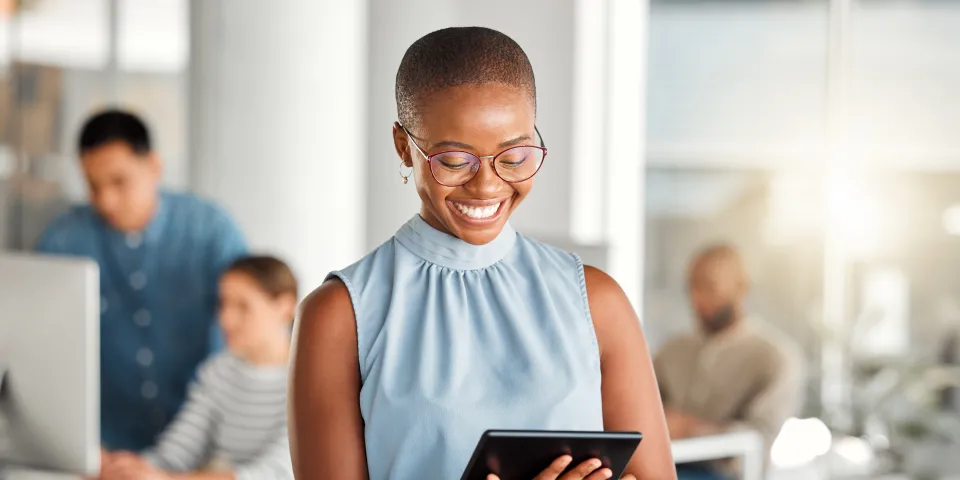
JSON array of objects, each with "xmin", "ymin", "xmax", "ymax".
[{"xmin": 36, "ymin": 190, "xmax": 247, "ymax": 451}]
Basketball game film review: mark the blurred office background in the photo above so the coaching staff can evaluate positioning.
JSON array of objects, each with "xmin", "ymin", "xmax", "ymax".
[{"xmin": 1, "ymin": 0, "xmax": 959, "ymax": 478}]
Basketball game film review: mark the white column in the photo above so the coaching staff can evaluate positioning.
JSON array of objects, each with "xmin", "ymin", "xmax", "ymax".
[
  {"xmin": 606, "ymin": 0, "xmax": 649, "ymax": 311},
  {"xmin": 188, "ymin": 0, "xmax": 367, "ymax": 293},
  {"xmin": 571, "ymin": 0, "xmax": 609, "ymax": 246}
]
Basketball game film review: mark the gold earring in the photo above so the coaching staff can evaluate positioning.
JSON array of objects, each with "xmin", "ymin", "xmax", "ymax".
[{"xmin": 398, "ymin": 162, "xmax": 413, "ymax": 184}]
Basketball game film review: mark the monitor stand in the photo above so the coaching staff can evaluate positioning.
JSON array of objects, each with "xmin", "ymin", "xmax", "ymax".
[
  {"xmin": 0, "ymin": 367, "xmax": 83, "ymax": 479},
  {"xmin": 0, "ymin": 366, "xmax": 7, "ymax": 480},
  {"xmin": 0, "ymin": 365, "xmax": 9, "ymax": 479}
]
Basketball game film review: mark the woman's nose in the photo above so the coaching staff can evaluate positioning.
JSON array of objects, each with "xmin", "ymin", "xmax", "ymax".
[{"xmin": 465, "ymin": 158, "xmax": 504, "ymax": 192}]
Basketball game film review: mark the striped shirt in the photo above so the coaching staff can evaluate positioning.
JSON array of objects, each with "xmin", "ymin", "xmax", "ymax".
[{"xmin": 144, "ymin": 352, "xmax": 293, "ymax": 480}]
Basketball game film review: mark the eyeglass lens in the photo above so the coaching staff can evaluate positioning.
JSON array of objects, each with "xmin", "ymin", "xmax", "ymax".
[{"xmin": 430, "ymin": 146, "xmax": 544, "ymax": 186}]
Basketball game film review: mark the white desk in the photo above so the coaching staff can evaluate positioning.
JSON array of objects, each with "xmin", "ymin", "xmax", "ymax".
[
  {"xmin": 672, "ymin": 430, "xmax": 765, "ymax": 480},
  {"xmin": 1, "ymin": 470, "xmax": 80, "ymax": 480}
]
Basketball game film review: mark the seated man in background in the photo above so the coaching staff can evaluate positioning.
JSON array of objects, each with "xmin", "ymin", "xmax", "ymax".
[
  {"xmin": 654, "ymin": 244, "xmax": 804, "ymax": 480},
  {"xmin": 36, "ymin": 110, "xmax": 247, "ymax": 453}
]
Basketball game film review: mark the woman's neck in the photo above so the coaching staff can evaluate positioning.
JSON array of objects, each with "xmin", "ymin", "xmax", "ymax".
[{"xmin": 419, "ymin": 206, "xmax": 452, "ymax": 236}]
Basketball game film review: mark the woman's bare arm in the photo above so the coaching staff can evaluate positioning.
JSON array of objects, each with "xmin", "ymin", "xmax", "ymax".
[
  {"xmin": 585, "ymin": 266, "xmax": 676, "ymax": 480},
  {"xmin": 288, "ymin": 279, "xmax": 368, "ymax": 479}
]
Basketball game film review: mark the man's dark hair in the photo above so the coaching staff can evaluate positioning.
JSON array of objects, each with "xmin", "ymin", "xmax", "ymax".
[
  {"xmin": 78, "ymin": 109, "xmax": 152, "ymax": 156},
  {"xmin": 395, "ymin": 27, "xmax": 536, "ymax": 128}
]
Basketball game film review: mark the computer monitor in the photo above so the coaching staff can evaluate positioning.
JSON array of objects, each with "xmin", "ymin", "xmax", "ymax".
[{"xmin": 0, "ymin": 251, "xmax": 99, "ymax": 476}]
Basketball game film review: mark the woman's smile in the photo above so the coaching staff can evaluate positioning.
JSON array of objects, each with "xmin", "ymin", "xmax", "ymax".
[{"xmin": 447, "ymin": 196, "xmax": 511, "ymax": 225}]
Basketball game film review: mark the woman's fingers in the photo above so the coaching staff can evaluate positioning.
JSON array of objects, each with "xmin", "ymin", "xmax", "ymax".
[
  {"xmin": 532, "ymin": 455, "xmax": 574, "ymax": 480},
  {"xmin": 583, "ymin": 467, "xmax": 614, "ymax": 480},
  {"xmin": 492, "ymin": 456, "xmax": 615, "ymax": 480},
  {"xmin": 559, "ymin": 458, "xmax": 608, "ymax": 480}
]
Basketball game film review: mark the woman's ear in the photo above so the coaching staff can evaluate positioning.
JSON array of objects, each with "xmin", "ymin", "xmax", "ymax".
[{"xmin": 392, "ymin": 122, "xmax": 414, "ymax": 168}]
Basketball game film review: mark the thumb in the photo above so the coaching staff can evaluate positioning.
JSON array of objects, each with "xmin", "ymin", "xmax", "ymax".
[
  {"xmin": 620, "ymin": 475, "xmax": 638, "ymax": 480},
  {"xmin": 486, "ymin": 476, "xmax": 500, "ymax": 480}
]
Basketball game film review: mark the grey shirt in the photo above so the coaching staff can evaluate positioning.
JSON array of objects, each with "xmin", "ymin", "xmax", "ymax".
[{"xmin": 654, "ymin": 321, "xmax": 805, "ymax": 466}]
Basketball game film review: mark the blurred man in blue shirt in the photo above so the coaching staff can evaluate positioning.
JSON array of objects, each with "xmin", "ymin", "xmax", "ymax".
[{"xmin": 36, "ymin": 110, "xmax": 247, "ymax": 451}]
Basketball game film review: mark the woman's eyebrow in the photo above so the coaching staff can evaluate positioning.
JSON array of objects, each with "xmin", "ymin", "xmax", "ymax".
[
  {"xmin": 498, "ymin": 135, "xmax": 532, "ymax": 148},
  {"xmin": 431, "ymin": 140, "xmax": 475, "ymax": 150},
  {"xmin": 431, "ymin": 135, "xmax": 533, "ymax": 151}
]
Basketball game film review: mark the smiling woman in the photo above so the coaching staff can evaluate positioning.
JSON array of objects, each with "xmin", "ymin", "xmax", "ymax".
[
  {"xmin": 288, "ymin": 26, "xmax": 676, "ymax": 480},
  {"xmin": 396, "ymin": 82, "xmax": 543, "ymax": 246}
]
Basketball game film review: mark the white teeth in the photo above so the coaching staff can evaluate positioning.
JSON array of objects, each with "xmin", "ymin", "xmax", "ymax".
[{"xmin": 454, "ymin": 202, "xmax": 500, "ymax": 219}]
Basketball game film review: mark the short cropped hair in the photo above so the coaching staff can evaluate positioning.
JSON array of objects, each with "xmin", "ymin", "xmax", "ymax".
[
  {"xmin": 395, "ymin": 27, "xmax": 536, "ymax": 128},
  {"xmin": 78, "ymin": 109, "xmax": 151, "ymax": 156}
]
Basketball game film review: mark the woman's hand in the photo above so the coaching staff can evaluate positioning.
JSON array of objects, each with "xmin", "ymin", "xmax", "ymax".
[{"xmin": 485, "ymin": 455, "xmax": 638, "ymax": 480}]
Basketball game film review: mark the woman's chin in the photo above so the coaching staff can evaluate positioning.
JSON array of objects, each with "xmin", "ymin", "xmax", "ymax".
[{"xmin": 443, "ymin": 213, "xmax": 506, "ymax": 245}]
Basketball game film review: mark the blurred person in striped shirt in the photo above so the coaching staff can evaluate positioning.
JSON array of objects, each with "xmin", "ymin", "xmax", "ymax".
[{"xmin": 102, "ymin": 255, "xmax": 298, "ymax": 480}]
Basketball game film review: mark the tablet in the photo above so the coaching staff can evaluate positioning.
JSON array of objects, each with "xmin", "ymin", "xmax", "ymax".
[{"xmin": 460, "ymin": 430, "xmax": 643, "ymax": 480}]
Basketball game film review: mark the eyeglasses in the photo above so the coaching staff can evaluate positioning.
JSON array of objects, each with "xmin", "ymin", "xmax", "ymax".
[{"xmin": 400, "ymin": 124, "xmax": 548, "ymax": 187}]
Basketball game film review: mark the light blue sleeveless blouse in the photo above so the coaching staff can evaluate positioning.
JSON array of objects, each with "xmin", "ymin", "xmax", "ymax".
[{"xmin": 328, "ymin": 215, "xmax": 604, "ymax": 480}]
